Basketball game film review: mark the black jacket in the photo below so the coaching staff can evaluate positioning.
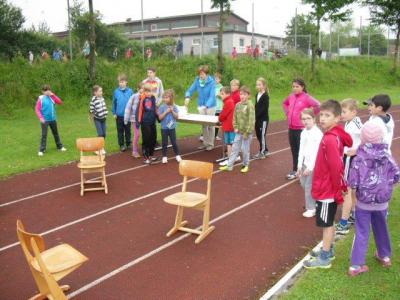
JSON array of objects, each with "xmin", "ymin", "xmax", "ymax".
[{"xmin": 255, "ymin": 92, "xmax": 269, "ymax": 122}]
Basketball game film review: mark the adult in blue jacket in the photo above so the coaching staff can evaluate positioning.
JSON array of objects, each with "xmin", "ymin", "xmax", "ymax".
[{"xmin": 185, "ymin": 65, "xmax": 216, "ymax": 150}]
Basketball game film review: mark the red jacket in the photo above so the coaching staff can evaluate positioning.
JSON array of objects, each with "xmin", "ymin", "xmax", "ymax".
[
  {"xmin": 218, "ymin": 96, "xmax": 235, "ymax": 132},
  {"xmin": 283, "ymin": 92, "xmax": 320, "ymax": 130},
  {"xmin": 312, "ymin": 125, "xmax": 353, "ymax": 204},
  {"xmin": 231, "ymin": 90, "xmax": 240, "ymax": 105}
]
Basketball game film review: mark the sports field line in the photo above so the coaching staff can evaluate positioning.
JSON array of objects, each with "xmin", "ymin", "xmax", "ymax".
[
  {"xmin": 0, "ymin": 146, "xmax": 291, "ymax": 253},
  {"xmin": 0, "ymin": 129, "xmax": 289, "ymax": 208},
  {"xmin": 67, "ymin": 179, "xmax": 300, "ymax": 298}
]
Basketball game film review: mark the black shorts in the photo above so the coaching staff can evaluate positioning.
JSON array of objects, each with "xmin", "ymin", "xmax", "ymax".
[{"xmin": 316, "ymin": 200, "xmax": 338, "ymax": 227}]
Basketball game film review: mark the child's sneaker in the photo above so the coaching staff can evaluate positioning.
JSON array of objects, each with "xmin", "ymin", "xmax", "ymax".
[
  {"xmin": 151, "ymin": 157, "xmax": 158, "ymax": 162},
  {"xmin": 38, "ymin": 151, "xmax": 44, "ymax": 156},
  {"xmin": 302, "ymin": 209, "xmax": 316, "ymax": 218},
  {"xmin": 286, "ymin": 171, "xmax": 297, "ymax": 180},
  {"xmin": 252, "ymin": 152, "xmax": 264, "ymax": 159},
  {"xmin": 263, "ymin": 151, "xmax": 270, "ymax": 157},
  {"xmin": 240, "ymin": 166, "xmax": 249, "ymax": 173},
  {"xmin": 59, "ymin": 147, "xmax": 67, "ymax": 152},
  {"xmin": 219, "ymin": 165, "xmax": 232, "ymax": 171},
  {"xmin": 132, "ymin": 152, "xmax": 141, "ymax": 158},
  {"xmin": 162, "ymin": 157, "xmax": 168, "ymax": 164},
  {"xmin": 144, "ymin": 159, "xmax": 151, "ymax": 164},
  {"xmin": 215, "ymin": 136, "xmax": 221, "ymax": 141},
  {"xmin": 176, "ymin": 155, "xmax": 182, "ymax": 163},
  {"xmin": 303, "ymin": 256, "xmax": 332, "ymax": 269},
  {"xmin": 199, "ymin": 135, "xmax": 204, "ymax": 142},
  {"xmin": 375, "ymin": 252, "xmax": 392, "ymax": 267},
  {"xmin": 335, "ymin": 222, "xmax": 350, "ymax": 235},
  {"xmin": 309, "ymin": 247, "xmax": 335, "ymax": 261},
  {"xmin": 348, "ymin": 265, "xmax": 369, "ymax": 276},
  {"xmin": 219, "ymin": 159, "xmax": 228, "ymax": 166},
  {"xmin": 348, "ymin": 215, "xmax": 356, "ymax": 224}
]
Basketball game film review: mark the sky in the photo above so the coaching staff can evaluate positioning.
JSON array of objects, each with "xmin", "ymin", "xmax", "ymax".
[{"xmin": 9, "ymin": 0, "xmax": 382, "ymax": 37}]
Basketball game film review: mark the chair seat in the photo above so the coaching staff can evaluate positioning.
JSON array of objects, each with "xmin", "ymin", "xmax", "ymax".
[
  {"xmin": 31, "ymin": 244, "xmax": 88, "ymax": 274},
  {"xmin": 164, "ymin": 192, "xmax": 208, "ymax": 207},
  {"xmin": 77, "ymin": 156, "xmax": 106, "ymax": 168}
]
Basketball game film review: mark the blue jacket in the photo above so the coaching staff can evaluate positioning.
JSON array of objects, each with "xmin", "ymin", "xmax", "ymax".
[
  {"xmin": 185, "ymin": 76, "xmax": 216, "ymax": 108},
  {"xmin": 112, "ymin": 87, "xmax": 134, "ymax": 117}
]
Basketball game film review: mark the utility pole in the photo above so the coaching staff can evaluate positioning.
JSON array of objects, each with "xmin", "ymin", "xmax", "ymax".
[
  {"xmin": 251, "ymin": 1, "xmax": 255, "ymax": 48},
  {"xmin": 67, "ymin": 0, "xmax": 73, "ymax": 60},
  {"xmin": 359, "ymin": 16, "xmax": 362, "ymax": 55},
  {"xmin": 141, "ymin": 0, "xmax": 144, "ymax": 62},
  {"xmin": 294, "ymin": 7, "xmax": 297, "ymax": 53},
  {"xmin": 329, "ymin": 22, "xmax": 332, "ymax": 58},
  {"xmin": 200, "ymin": 0, "xmax": 204, "ymax": 58}
]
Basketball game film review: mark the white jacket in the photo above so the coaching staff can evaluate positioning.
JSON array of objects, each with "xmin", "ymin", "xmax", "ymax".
[
  {"xmin": 344, "ymin": 116, "xmax": 363, "ymax": 155},
  {"xmin": 369, "ymin": 114, "xmax": 394, "ymax": 154},
  {"xmin": 297, "ymin": 125, "xmax": 323, "ymax": 171}
]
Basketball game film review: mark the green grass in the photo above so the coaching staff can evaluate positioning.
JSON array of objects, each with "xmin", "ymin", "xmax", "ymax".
[{"xmin": 280, "ymin": 187, "xmax": 400, "ymax": 300}]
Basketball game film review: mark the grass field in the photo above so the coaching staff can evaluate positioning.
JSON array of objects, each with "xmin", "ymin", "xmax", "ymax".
[
  {"xmin": 281, "ymin": 187, "xmax": 400, "ymax": 300},
  {"xmin": 1, "ymin": 85, "xmax": 400, "ymax": 178}
]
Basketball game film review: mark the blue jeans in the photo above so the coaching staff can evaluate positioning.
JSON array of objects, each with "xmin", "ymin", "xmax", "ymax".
[
  {"xmin": 94, "ymin": 118, "xmax": 106, "ymax": 138},
  {"xmin": 161, "ymin": 128, "xmax": 180, "ymax": 157}
]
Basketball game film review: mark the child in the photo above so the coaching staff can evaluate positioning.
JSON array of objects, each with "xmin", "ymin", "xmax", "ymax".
[
  {"xmin": 112, "ymin": 74, "xmax": 134, "ymax": 152},
  {"xmin": 253, "ymin": 77, "xmax": 270, "ymax": 159},
  {"xmin": 220, "ymin": 86, "xmax": 255, "ymax": 173},
  {"xmin": 124, "ymin": 83, "xmax": 143, "ymax": 158},
  {"xmin": 335, "ymin": 99, "xmax": 363, "ymax": 235},
  {"xmin": 214, "ymin": 72, "xmax": 223, "ymax": 140},
  {"xmin": 136, "ymin": 84, "xmax": 157, "ymax": 164},
  {"xmin": 142, "ymin": 67, "xmax": 164, "ymax": 106},
  {"xmin": 89, "ymin": 85, "xmax": 108, "ymax": 154},
  {"xmin": 230, "ymin": 79, "xmax": 241, "ymax": 105},
  {"xmin": 365, "ymin": 94, "xmax": 394, "ymax": 154},
  {"xmin": 303, "ymin": 100, "xmax": 352, "ymax": 269},
  {"xmin": 283, "ymin": 79, "xmax": 320, "ymax": 180},
  {"xmin": 296, "ymin": 108, "xmax": 323, "ymax": 218},
  {"xmin": 35, "ymin": 85, "xmax": 67, "ymax": 156},
  {"xmin": 218, "ymin": 86, "xmax": 235, "ymax": 166},
  {"xmin": 158, "ymin": 89, "xmax": 182, "ymax": 164},
  {"xmin": 348, "ymin": 121, "xmax": 399, "ymax": 276}
]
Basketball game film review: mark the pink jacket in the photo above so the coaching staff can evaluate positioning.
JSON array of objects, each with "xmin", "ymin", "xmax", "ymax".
[
  {"xmin": 35, "ymin": 94, "xmax": 63, "ymax": 122},
  {"xmin": 283, "ymin": 92, "xmax": 320, "ymax": 130}
]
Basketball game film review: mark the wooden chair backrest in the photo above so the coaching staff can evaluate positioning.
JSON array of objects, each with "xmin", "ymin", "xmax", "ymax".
[
  {"xmin": 16, "ymin": 220, "xmax": 46, "ymax": 259},
  {"xmin": 179, "ymin": 160, "xmax": 213, "ymax": 180},
  {"xmin": 76, "ymin": 137, "xmax": 104, "ymax": 152}
]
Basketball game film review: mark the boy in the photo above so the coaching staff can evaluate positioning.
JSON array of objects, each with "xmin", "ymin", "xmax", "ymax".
[
  {"xmin": 230, "ymin": 79, "xmax": 241, "ymax": 105},
  {"xmin": 364, "ymin": 94, "xmax": 394, "ymax": 154},
  {"xmin": 218, "ymin": 87, "xmax": 235, "ymax": 166},
  {"xmin": 220, "ymin": 86, "xmax": 255, "ymax": 173},
  {"xmin": 335, "ymin": 99, "xmax": 362, "ymax": 235},
  {"xmin": 112, "ymin": 74, "xmax": 133, "ymax": 152},
  {"xmin": 90, "ymin": 85, "xmax": 108, "ymax": 155},
  {"xmin": 303, "ymin": 100, "xmax": 352, "ymax": 269},
  {"xmin": 142, "ymin": 67, "xmax": 164, "ymax": 106},
  {"xmin": 35, "ymin": 85, "xmax": 67, "ymax": 156}
]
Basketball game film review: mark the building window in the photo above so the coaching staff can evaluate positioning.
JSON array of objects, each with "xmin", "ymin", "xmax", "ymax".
[
  {"xmin": 213, "ymin": 38, "xmax": 218, "ymax": 47},
  {"xmin": 239, "ymin": 38, "xmax": 244, "ymax": 47},
  {"xmin": 261, "ymin": 40, "xmax": 266, "ymax": 48},
  {"xmin": 172, "ymin": 19, "xmax": 198, "ymax": 29},
  {"xmin": 150, "ymin": 24, "xmax": 157, "ymax": 31},
  {"xmin": 192, "ymin": 38, "xmax": 201, "ymax": 45}
]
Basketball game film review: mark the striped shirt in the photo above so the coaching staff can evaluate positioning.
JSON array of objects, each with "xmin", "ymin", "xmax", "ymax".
[{"xmin": 90, "ymin": 96, "xmax": 108, "ymax": 119}]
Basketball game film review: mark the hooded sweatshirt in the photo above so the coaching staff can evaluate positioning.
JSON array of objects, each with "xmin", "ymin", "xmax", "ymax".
[
  {"xmin": 185, "ymin": 76, "xmax": 216, "ymax": 108},
  {"xmin": 233, "ymin": 100, "xmax": 255, "ymax": 139},
  {"xmin": 282, "ymin": 92, "xmax": 320, "ymax": 130},
  {"xmin": 348, "ymin": 143, "xmax": 399, "ymax": 211},
  {"xmin": 142, "ymin": 76, "xmax": 164, "ymax": 106},
  {"xmin": 112, "ymin": 87, "xmax": 134, "ymax": 117},
  {"xmin": 218, "ymin": 95, "xmax": 235, "ymax": 132},
  {"xmin": 312, "ymin": 125, "xmax": 353, "ymax": 204},
  {"xmin": 35, "ymin": 94, "xmax": 63, "ymax": 122},
  {"xmin": 369, "ymin": 114, "xmax": 394, "ymax": 154}
]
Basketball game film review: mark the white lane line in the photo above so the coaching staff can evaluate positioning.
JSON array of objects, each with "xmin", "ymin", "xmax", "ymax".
[
  {"xmin": 68, "ymin": 179, "xmax": 299, "ymax": 298},
  {"xmin": 0, "ymin": 147, "xmax": 291, "ymax": 253},
  {"xmin": 0, "ymin": 129, "xmax": 289, "ymax": 208}
]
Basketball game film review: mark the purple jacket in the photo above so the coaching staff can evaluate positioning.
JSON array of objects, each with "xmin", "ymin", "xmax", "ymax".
[{"xmin": 348, "ymin": 143, "xmax": 399, "ymax": 208}]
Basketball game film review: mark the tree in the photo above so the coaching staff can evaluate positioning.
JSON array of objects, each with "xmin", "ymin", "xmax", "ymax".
[
  {"xmin": 285, "ymin": 14, "xmax": 317, "ymax": 55},
  {"xmin": 88, "ymin": 0, "xmax": 96, "ymax": 83},
  {"xmin": 363, "ymin": 0, "xmax": 400, "ymax": 72},
  {"xmin": 0, "ymin": 0, "xmax": 25, "ymax": 60},
  {"xmin": 302, "ymin": 0, "xmax": 354, "ymax": 77},
  {"xmin": 211, "ymin": 0, "xmax": 234, "ymax": 74}
]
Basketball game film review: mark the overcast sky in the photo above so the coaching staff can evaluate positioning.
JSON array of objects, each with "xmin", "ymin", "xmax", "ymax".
[{"xmin": 10, "ymin": 0, "xmax": 382, "ymax": 37}]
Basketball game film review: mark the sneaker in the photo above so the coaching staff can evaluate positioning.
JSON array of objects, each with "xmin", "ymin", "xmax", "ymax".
[
  {"xmin": 252, "ymin": 152, "xmax": 264, "ymax": 159},
  {"xmin": 132, "ymin": 152, "xmax": 141, "ymax": 158},
  {"xmin": 348, "ymin": 215, "xmax": 356, "ymax": 224},
  {"xmin": 219, "ymin": 159, "xmax": 228, "ymax": 166},
  {"xmin": 59, "ymin": 147, "xmax": 67, "ymax": 152},
  {"xmin": 286, "ymin": 171, "xmax": 297, "ymax": 180},
  {"xmin": 38, "ymin": 151, "xmax": 44, "ymax": 156},
  {"xmin": 235, "ymin": 155, "xmax": 241, "ymax": 162},
  {"xmin": 144, "ymin": 159, "xmax": 151, "ymax": 164},
  {"xmin": 348, "ymin": 265, "xmax": 369, "ymax": 276},
  {"xmin": 263, "ymin": 151, "xmax": 271, "ymax": 157},
  {"xmin": 240, "ymin": 166, "xmax": 249, "ymax": 173},
  {"xmin": 215, "ymin": 136, "xmax": 221, "ymax": 141},
  {"xmin": 375, "ymin": 252, "xmax": 392, "ymax": 267},
  {"xmin": 176, "ymin": 155, "xmax": 182, "ymax": 163},
  {"xmin": 197, "ymin": 145, "xmax": 206, "ymax": 150},
  {"xmin": 162, "ymin": 157, "xmax": 168, "ymax": 164},
  {"xmin": 310, "ymin": 248, "xmax": 335, "ymax": 261},
  {"xmin": 120, "ymin": 145, "xmax": 127, "ymax": 152},
  {"xmin": 151, "ymin": 157, "xmax": 158, "ymax": 162},
  {"xmin": 219, "ymin": 165, "xmax": 232, "ymax": 171},
  {"xmin": 303, "ymin": 256, "xmax": 332, "ymax": 269},
  {"xmin": 206, "ymin": 146, "xmax": 214, "ymax": 151},
  {"xmin": 303, "ymin": 209, "xmax": 316, "ymax": 218},
  {"xmin": 199, "ymin": 135, "xmax": 204, "ymax": 142},
  {"xmin": 335, "ymin": 222, "xmax": 350, "ymax": 235},
  {"xmin": 101, "ymin": 149, "xmax": 106, "ymax": 155}
]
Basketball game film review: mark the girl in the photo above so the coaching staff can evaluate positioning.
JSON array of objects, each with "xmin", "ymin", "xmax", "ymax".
[
  {"xmin": 158, "ymin": 89, "xmax": 182, "ymax": 164},
  {"xmin": 348, "ymin": 121, "xmax": 399, "ymax": 276},
  {"xmin": 253, "ymin": 77, "xmax": 270, "ymax": 159},
  {"xmin": 136, "ymin": 84, "xmax": 157, "ymax": 164},
  {"xmin": 90, "ymin": 85, "xmax": 108, "ymax": 155},
  {"xmin": 282, "ymin": 79, "xmax": 320, "ymax": 180},
  {"xmin": 296, "ymin": 108, "xmax": 323, "ymax": 217},
  {"xmin": 124, "ymin": 83, "xmax": 143, "ymax": 158},
  {"xmin": 214, "ymin": 72, "xmax": 223, "ymax": 141}
]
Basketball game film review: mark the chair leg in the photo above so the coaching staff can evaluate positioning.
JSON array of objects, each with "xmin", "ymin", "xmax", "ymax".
[
  {"xmin": 80, "ymin": 171, "xmax": 84, "ymax": 196},
  {"xmin": 166, "ymin": 206, "xmax": 187, "ymax": 237},
  {"xmin": 60, "ymin": 285, "xmax": 70, "ymax": 291},
  {"xmin": 102, "ymin": 169, "xmax": 108, "ymax": 194},
  {"xmin": 195, "ymin": 226, "xmax": 215, "ymax": 244},
  {"xmin": 195, "ymin": 201, "xmax": 214, "ymax": 244},
  {"xmin": 29, "ymin": 293, "xmax": 47, "ymax": 300}
]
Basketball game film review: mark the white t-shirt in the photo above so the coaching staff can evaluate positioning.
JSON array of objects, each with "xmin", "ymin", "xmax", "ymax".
[
  {"xmin": 344, "ymin": 116, "xmax": 363, "ymax": 155},
  {"xmin": 297, "ymin": 125, "xmax": 323, "ymax": 171},
  {"xmin": 257, "ymin": 92, "xmax": 263, "ymax": 102}
]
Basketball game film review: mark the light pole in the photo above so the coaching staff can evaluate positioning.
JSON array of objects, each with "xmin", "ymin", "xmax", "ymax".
[
  {"xmin": 200, "ymin": 0, "xmax": 204, "ymax": 58},
  {"xmin": 67, "ymin": 0, "xmax": 73, "ymax": 60},
  {"xmin": 141, "ymin": 0, "xmax": 145, "ymax": 62}
]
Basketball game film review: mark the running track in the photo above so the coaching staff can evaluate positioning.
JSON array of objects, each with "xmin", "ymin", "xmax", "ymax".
[{"xmin": 1, "ymin": 108, "xmax": 399, "ymax": 299}]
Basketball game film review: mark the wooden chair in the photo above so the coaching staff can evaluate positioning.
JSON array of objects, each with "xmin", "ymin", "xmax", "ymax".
[
  {"xmin": 16, "ymin": 220, "xmax": 88, "ymax": 300},
  {"xmin": 164, "ymin": 160, "xmax": 215, "ymax": 244},
  {"xmin": 76, "ymin": 137, "xmax": 107, "ymax": 196}
]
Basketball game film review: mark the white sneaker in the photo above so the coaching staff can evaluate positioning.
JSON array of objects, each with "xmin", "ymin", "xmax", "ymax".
[
  {"xmin": 235, "ymin": 155, "xmax": 241, "ymax": 162},
  {"xmin": 303, "ymin": 210, "xmax": 316, "ymax": 218},
  {"xmin": 219, "ymin": 159, "xmax": 228, "ymax": 166},
  {"xmin": 59, "ymin": 147, "xmax": 67, "ymax": 152},
  {"xmin": 38, "ymin": 151, "xmax": 44, "ymax": 156},
  {"xmin": 215, "ymin": 136, "xmax": 221, "ymax": 141},
  {"xmin": 199, "ymin": 135, "xmax": 204, "ymax": 142},
  {"xmin": 101, "ymin": 149, "xmax": 106, "ymax": 155},
  {"xmin": 162, "ymin": 157, "xmax": 168, "ymax": 164},
  {"xmin": 176, "ymin": 155, "xmax": 182, "ymax": 162}
]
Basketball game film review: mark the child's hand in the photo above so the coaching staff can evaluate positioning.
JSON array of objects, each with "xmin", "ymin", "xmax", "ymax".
[
  {"xmin": 40, "ymin": 119, "xmax": 45, "ymax": 124},
  {"xmin": 346, "ymin": 148, "xmax": 357, "ymax": 156},
  {"xmin": 296, "ymin": 169, "xmax": 302, "ymax": 178},
  {"xmin": 303, "ymin": 169, "xmax": 311, "ymax": 176},
  {"xmin": 234, "ymin": 129, "xmax": 239, "ymax": 133},
  {"xmin": 113, "ymin": 115, "xmax": 117, "ymax": 119}
]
